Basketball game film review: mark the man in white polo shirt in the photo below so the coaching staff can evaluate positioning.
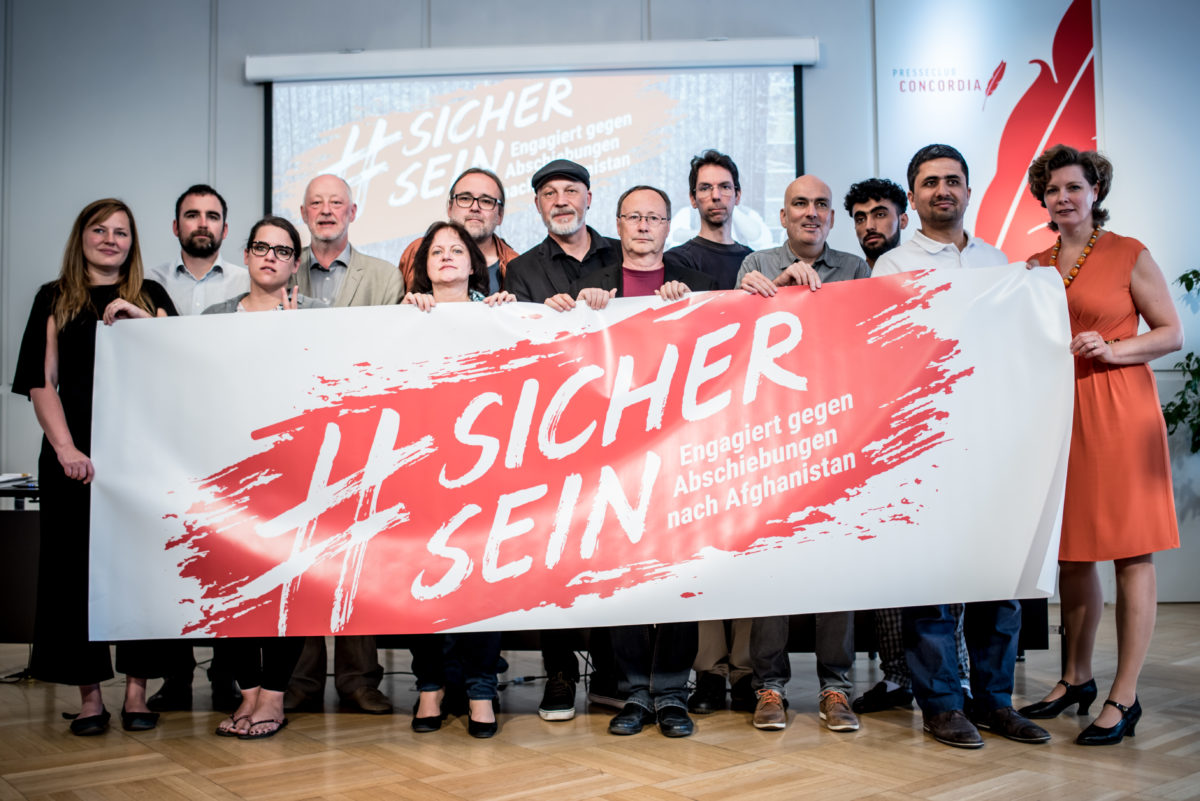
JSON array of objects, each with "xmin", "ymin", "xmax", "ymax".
[
  {"xmin": 873, "ymin": 144, "xmax": 1050, "ymax": 750},
  {"xmin": 873, "ymin": 144, "xmax": 1008, "ymax": 275}
]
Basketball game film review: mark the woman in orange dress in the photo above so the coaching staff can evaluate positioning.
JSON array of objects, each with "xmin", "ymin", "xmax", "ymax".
[{"xmin": 1018, "ymin": 145, "xmax": 1182, "ymax": 745}]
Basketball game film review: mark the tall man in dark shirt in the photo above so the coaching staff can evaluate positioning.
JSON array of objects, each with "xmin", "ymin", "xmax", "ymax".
[
  {"xmin": 505, "ymin": 159, "xmax": 621, "ymax": 303},
  {"xmin": 663, "ymin": 150, "xmax": 752, "ymax": 290}
]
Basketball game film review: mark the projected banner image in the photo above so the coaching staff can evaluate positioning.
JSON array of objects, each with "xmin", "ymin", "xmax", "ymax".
[{"xmin": 272, "ymin": 67, "xmax": 796, "ymax": 262}]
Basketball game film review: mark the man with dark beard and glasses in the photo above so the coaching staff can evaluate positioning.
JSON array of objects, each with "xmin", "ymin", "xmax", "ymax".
[
  {"xmin": 843, "ymin": 178, "xmax": 909, "ymax": 271},
  {"xmin": 663, "ymin": 150, "xmax": 752, "ymax": 290},
  {"xmin": 148, "ymin": 184, "xmax": 248, "ymax": 315},
  {"xmin": 505, "ymin": 159, "xmax": 621, "ymax": 303}
]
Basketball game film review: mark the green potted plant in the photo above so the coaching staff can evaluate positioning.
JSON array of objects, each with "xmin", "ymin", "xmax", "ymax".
[{"xmin": 1162, "ymin": 269, "xmax": 1200, "ymax": 453}]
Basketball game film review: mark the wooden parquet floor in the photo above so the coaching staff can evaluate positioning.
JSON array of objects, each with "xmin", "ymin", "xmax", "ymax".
[{"xmin": 0, "ymin": 604, "xmax": 1197, "ymax": 801}]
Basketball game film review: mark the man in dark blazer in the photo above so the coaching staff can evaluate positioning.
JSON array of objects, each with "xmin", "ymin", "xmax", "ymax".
[{"xmin": 505, "ymin": 159, "xmax": 621, "ymax": 303}]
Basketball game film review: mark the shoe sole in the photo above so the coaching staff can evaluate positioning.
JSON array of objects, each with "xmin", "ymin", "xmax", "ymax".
[
  {"xmin": 538, "ymin": 708, "xmax": 577, "ymax": 721},
  {"xmin": 924, "ymin": 725, "xmax": 984, "ymax": 748},
  {"xmin": 819, "ymin": 712, "xmax": 860, "ymax": 732},
  {"xmin": 753, "ymin": 720, "xmax": 787, "ymax": 730},
  {"xmin": 972, "ymin": 721, "xmax": 1051, "ymax": 744}
]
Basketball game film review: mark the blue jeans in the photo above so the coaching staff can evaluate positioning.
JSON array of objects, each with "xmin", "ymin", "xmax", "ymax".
[
  {"xmin": 611, "ymin": 622, "xmax": 697, "ymax": 712},
  {"xmin": 411, "ymin": 632, "xmax": 501, "ymax": 700},
  {"xmin": 902, "ymin": 600, "xmax": 1020, "ymax": 717},
  {"xmin": 750, "ymin": 613, "xmax": 854, "ymax": 698}
]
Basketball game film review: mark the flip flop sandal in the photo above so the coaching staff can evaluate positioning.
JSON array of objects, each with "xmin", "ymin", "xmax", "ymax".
[
  {"xmin": 237, "ymin": 717, "xmax": 289, "ymax": 739},
  {"xmin": 215, "ymin": 714, "xmax": 252, "ymax": 737}
]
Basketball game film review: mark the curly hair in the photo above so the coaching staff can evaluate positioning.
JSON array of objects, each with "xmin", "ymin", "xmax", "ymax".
[
  {"xmin": 1026, "ymin": 144, "xmax": 1112, "ymax": 231},
  {"xmin": 843, "ymin": 178, "xmax": 907, "ymax": 215},
  {"xmin": 409, "ymin": 220, "xmax": 489, "ymax": 296}
]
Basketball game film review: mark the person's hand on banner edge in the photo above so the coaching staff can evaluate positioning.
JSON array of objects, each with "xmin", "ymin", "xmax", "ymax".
[
  {"xmin": 655, "ymin": 281, "xmax": 691, "ymax": 302},
  {"xmin": 101, "ymin": 297, "xmax": 153, "ymax": 325},
  {"xmin": 739, "ymin": 269, "xmax": 777, "ymax": 297},
  {"xmin": 403, "ymin": 292, "xmax": 436, "ymax": 312},
  {"xmin": 775, "ymin": 259, "xmax": 822, "ymax": 291},
  {"xmin": 576, "ymin": 287, "xmax": 617, "ymax": 310},
  {"xmin": 544, "ymin": 293, "xmax": 576, "ymax": 311},
  {"xmin": 483, "ymin": 291, "xmax": 516, "ymax": 306}
]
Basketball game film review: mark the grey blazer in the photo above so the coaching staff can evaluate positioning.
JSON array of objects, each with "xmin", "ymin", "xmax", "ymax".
[{"xmin": 296, "ymin": 244, "xmax": 403, "ymax": 307}]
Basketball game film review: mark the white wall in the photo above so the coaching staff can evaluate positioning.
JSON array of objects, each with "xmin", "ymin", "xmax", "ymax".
[{"xmin": 0, "ymin": 0, "xmax": 1194, "ymax": 597}]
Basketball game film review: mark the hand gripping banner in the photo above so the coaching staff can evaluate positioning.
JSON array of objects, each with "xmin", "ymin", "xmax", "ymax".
[{"xmin": 90, "ymin": 266, "xmax": 1072, "ymax": 639}]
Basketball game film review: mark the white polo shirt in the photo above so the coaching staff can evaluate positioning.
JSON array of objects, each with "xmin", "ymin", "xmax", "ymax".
[{"xmin": 873, "ymin": 229, "xmax": 1010, "ymax": 275}]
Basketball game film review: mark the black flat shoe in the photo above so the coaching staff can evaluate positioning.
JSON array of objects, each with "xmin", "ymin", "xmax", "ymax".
[
  {"xmin": 608, "ymin": 703, "xmax": 655, "ymax": 735},
  {"xmin": 1018, "ymin": 678, "xmax": 1097, "ymax": 719},
  {"xmin": 410, "ymin": 701, "xmax": 445, "ymax": 733},
  {"xmin": 656, "ymin": 706, "xmax": 695, "ymax": 737},
  {"xmin": 65, "ymin": 709, "xmax": 111, "ymax": 736},
  {"xmin": 1076, "ymin": 697, "xmax": 1141, "ymax": 745},
  {"xmin": 467, "ymin": 716, "xmax": 498, "ymax": 738},
  {"xmin": 120, "ymin": 706, "xmax": 160, "ymax": 732}
]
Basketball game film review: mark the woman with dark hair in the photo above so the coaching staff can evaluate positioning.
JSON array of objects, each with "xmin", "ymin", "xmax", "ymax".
[
  {"xmin": 203, "ymin": 215, "xmax": 326, "ymax": 314},
  {"xmin": 203, "ymin": 215, "xmax": 317, "ymax": 739},
  {"xmin": 12, "ymin": 198, "xmax": 177, "ymax": 735},
  {"xmin": 403, "ymin": 220, "xmax": 515, "ymax": 310},
  {"xmin": 1019, "ymin": 145, "xmax": 1182, "ymax": 745},
  {"xmin": 402, "ymin": 220, "xmax": 513, "ymax": 737}
]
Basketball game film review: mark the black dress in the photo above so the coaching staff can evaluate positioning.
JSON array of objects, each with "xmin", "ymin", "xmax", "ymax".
[{"xmin": 12, "ymin": 280, "xmax": 176, "ymax": 685}]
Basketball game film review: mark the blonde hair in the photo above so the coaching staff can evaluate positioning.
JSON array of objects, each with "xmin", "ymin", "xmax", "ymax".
[{"xmin": 54, "ymin": 198, "xmax": 152, "ymax": 329}]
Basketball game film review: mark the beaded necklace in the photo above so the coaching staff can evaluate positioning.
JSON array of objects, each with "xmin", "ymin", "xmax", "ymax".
[{"xmin": 1049, "ymin": 227, "xmax": 1101, "ymax": 288}]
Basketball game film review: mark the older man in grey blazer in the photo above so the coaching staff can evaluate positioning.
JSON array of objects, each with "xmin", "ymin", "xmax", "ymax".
[
  {"xmin": 294, "ymin": 174, "xmax": 403, "ymax": 308},
  {"xmin": 285, "ymin": 173, "xmax": 401, "ymax": 715}
]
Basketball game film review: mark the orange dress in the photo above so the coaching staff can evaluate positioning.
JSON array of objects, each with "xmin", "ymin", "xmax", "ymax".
[{"xmin": 1030, "ymin": 233, "xmax": 1179, "ymax": 561}]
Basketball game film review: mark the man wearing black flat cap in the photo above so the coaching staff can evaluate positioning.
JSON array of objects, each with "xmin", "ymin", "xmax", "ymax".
[{"xmin": 505, "ymin": 158, "xmax": 622, "ymax": 303}]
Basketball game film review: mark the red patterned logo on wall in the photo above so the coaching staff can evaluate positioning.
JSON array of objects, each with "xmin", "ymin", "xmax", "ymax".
[{"xmin": 974, "ymin": 0, "xmax": 1096, "ymax": 259}]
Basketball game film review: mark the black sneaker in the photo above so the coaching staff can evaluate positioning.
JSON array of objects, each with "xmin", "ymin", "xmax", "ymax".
[
  {"xmin": 851, "ymin": 681, "xmax": 913, "ymax": 714},
  {"xmin": 730, "ymin": 675, "xmax": 756, "ymax": 712},
  {"xmin": 538, "ymin": 673, "xmax": 577, "ymax": 721},
  {"xmin": 688, "ymin": 672, "xmax": 727, "ymax": 714}
]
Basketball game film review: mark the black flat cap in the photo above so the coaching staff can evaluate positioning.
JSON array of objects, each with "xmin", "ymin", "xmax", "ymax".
[{"xmin": 531, "ymin": 159, "xmax": 590, "ymax": 191}]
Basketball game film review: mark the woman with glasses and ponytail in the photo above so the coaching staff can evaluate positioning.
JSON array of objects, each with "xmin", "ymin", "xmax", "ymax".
[{"xmin": 202, "ymin": 215, "xmax": 323, "ymax": 739}]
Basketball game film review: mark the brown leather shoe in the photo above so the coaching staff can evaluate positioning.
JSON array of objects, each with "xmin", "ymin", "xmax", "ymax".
[
  {"xmin": 753, "ymin": 689, "xmax": 787, "ymax": 730},
  {"xmin": 970, "ymin": 706, "xmax": 1051, "ymax": 743},
  {"xmin": 344, "ymin": 686, "xmax": 393, "ymax": 714},
  {"xmin": 819, "ymin": 690, "xmax": 860, "ymax": 732},
  {"xmin": 923, "ymin": 709, "xmax": 983, "ymax": 748}
]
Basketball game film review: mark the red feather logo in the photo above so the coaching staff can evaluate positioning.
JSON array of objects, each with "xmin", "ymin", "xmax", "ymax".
[
  {"xmin": 974, "ymin": 0, "xmax": 1096, "ymax": 259},
  {"xmin": 982, "ymin": 61, "xmax": 1006, "ymax": 110}
]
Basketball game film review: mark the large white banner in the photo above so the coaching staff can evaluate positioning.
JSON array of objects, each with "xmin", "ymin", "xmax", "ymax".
[{"xmin": 90, "ymin": 266, "xmax": 1072, "ymax": 639}]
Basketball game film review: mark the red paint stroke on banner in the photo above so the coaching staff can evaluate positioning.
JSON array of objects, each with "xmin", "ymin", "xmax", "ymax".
[
  {"xmin": 975, "ymin": 0, "xmax": 1095, "ymax": 258},
  {"xmin": 168, "ymin": 275, "xmax": 968, "ymax": 636}
]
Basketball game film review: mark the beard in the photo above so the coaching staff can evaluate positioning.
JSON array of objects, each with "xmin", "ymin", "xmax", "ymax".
[
  {"xmin": 460, "ymin": 217, "xmax": 496, "ymax": 244},
  {"xmin": 181, "ymin": 230, "xmax": 221, "ymax": 258},
  {"xmin": 547, "ymin": 209, "xmax": 584, "ymax": 237},
  {"xmin": 861, "ymin": 228, "xmax": 902, "ymax": 262}
]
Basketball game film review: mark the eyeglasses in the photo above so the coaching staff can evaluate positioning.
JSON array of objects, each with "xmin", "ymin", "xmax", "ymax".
[
  {"xmin": 617, "ymin": 213, "xmax": 669, "ymax": 225},
  {"xmin": 248, "ymin": 241, "xmax": 295, "ymax": 260},
  {"xmin": 450, "ymin": 193, "xmax": 502, "ymax": 211},
  {"xmin": 695, "ymin": 183, "xmax": 736, "ymax": 195}
]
